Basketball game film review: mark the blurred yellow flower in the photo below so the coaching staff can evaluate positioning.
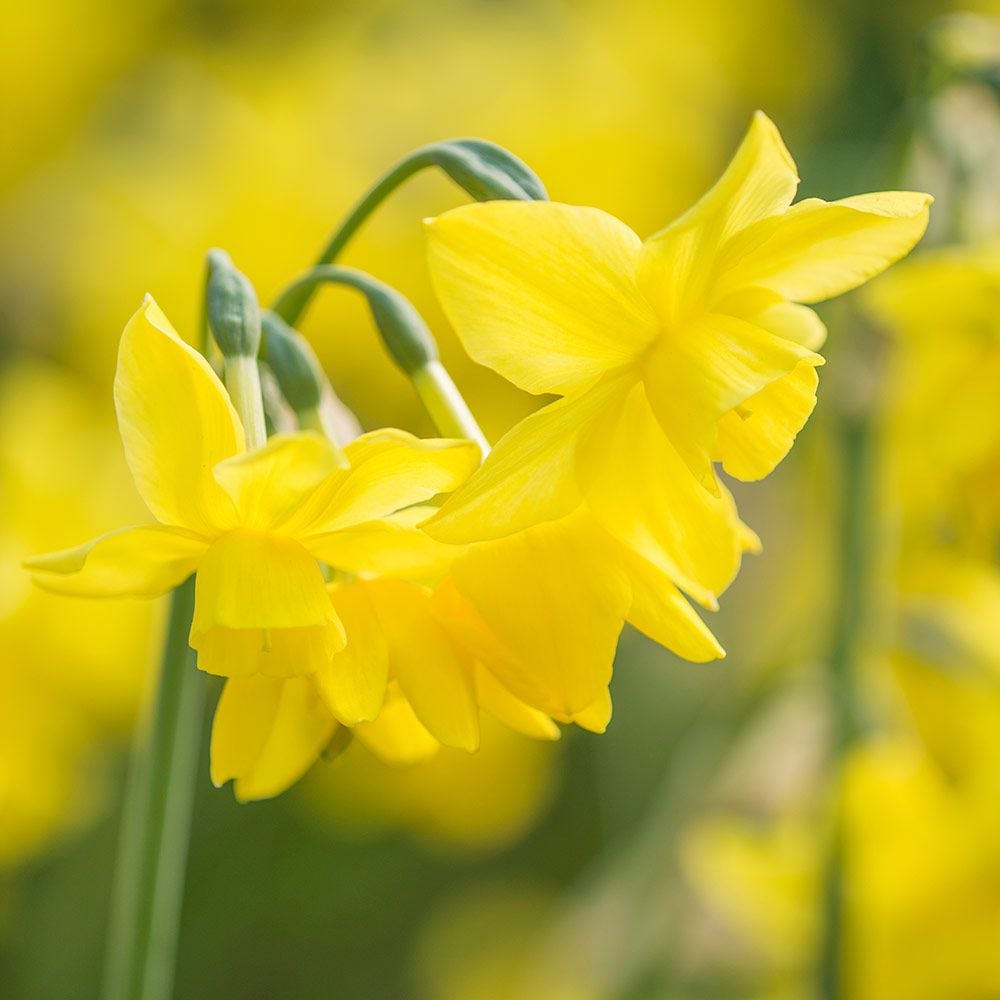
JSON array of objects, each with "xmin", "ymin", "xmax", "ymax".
[
  {"xmin": 304, "ymin": 715, "xmax": 557, "ymax": 852},
  {"xmin": 27, "ymin": 297, "xmax": 478, "ymax": 683},
  {"xmin": 684, "ymin": 736, "xmax": 1000, "ymax": 1000},
  {"xmin": 866, "ymin": 242, "xmax": 1000, "ymax": 550},
  {"xmin": 1, "ymin": 361, "xmax": 152, "ymax": 867}
]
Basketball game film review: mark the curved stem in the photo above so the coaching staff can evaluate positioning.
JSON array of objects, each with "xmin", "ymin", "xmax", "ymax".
[
  {"xmin": 817, "ymin": 411, "xmax": 871, "ymax": 1000},
  {"xmin": 272, "ymin": 149, "xmax": 435, "ymax": 327},
  {"xmin": 102, "ymin": 577, "xmax": 204, "ymax": 1000},
  {"xmin": 272, "ymin": 264, "xmax": 394, "ymax": 319},
  {"xmin": 273, "ymin": 266, "xmax": 490, "ymax": 455}
]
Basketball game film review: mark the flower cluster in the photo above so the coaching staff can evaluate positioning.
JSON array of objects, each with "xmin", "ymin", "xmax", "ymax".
[{"xmin": 28, "ymin": 113, "xmax": 930, "ymax": 800}]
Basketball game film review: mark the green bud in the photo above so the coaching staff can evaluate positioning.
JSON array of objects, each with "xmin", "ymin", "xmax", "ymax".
[
  {"xmin": 351, "ymin": 274, "xmax": 439, "ymax": 374},
  {"xmin": 206, "ymin": 249, "xmax": 261, "ymax": 358},
  {"xmin": 261, "ymin": 311, "xmax": 323, "ymax": 412},
  {"xmin": 272, "ymin": 265, "xmax": 439, "ymax": 375},
  {"xmin": 428, "ymin": 139, "xmax": 548, "ymax": 202}
]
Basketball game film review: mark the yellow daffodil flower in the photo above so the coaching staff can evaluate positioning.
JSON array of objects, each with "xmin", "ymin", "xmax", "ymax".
[
  {"xmin": 208, "ymin": 506, "xmax": 576, "ymax": 801},
  {"xmin": 209, "ymin": 567, "xmax": 563, "ymax": 802},
  {"xmin": 209, "ymin": 495, "xmax": 756, "ymax": 802},
  {"xmin": 423, "ymin": 114, "xmax": 931, "ymax": 613},
  {"xmin": 209, "ymin": 505, "xmax": 669, "ymax": 800},
  {"xmin": 26, "ymin": 297, "xmax": 478, "ymax": 679},
  {"xmin": 443, "ymin": 507, "xmax": 758, "ymax": 719}
]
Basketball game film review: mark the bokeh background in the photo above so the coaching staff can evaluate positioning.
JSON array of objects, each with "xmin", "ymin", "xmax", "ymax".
[{"xmin": 2, "ymin": 1, "xmax": 999, "ymax": 997}]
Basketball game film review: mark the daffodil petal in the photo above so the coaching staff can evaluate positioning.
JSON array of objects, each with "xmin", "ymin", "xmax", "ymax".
[
  {"xmin": 368, "ymin": 580, "xmax": 480, "ymax": 752},
  {"xmin": 212, "ymin": 432, "xmax": 344, "ymax": 531},
  {"xmin": 718, "ymin": 192, "xmax": 932, "ymax": 304},
  {"xmin": 451, "ymin": 515, "xmax": 630, "ymax": 718},
  {"xmin": 639, "ymin": 112, "xmax": 799, "ymax": 323},
  {"xmin": 580, "ymin": 382, "xmax": 756, "ymax": 607},
  {"xmin": 753, "ymin": 302, "xmax": 828, "ymax": 351},
  {"xmin": 305, "ymin": 507, "xmax": 460, "ymax": 581},
  {"xmin": 191, "ymin": 531, "xmax": 345, "ymax": 676},
  {"xmin": 26, "ymin": 525, "xmax": 207, "ymax": 598},
  {"xmin": 193, "ymin": 626, "xmax": 344, "ymax": 679},
  {"xmin": 715, "ymin": 362, "xmax": 820, "ymax": 480},
  {"xmin": 353, "ymin": 686, "xmax": 440, "ymax": 765},
  {"xmin": 426, "ymin": 201, "xmax": 657, "ymax": 395},
  {"xmin": 622, "ymin": 548, "xmax": 725, "ymax": 662},
  {"xmin": 719, "ymin": 293, "xmax": 829, "ymax": 351},
  {"xmin": 210, "ymin": 675, "xmax": 335, "ymax": 802},
  {"xmin": 667, "ymin": 111, "xmax": 800, "ymax": 243},
  {"xmin": 565, "ymin": 689, "xmax": 613, "ymax": 734},
  {"xmin": 431, "ymin": 574, "xmax": 571, "ymax": 735},
  {"xmin": 193, "ymin": 531, "xmax": 337, "ymax": 630},
  {"xmin": 285, "ymin": 430, "xmax": 479, "ymax": 536},
  {"xmin": 425, "ymin": 374, "xmax": 631, "ymax": 544},
  {"xmin": 474, "ymin": 664, "xmax": 561, "ymax": 742},
  {"xmin": 115, "ymin": 296, "xmax": 243, "ymax": 533},
  {"xmin": 313, "ymin": 583, "xmax": 388, "ymax": 725},
  {"xmin": 642, "ymin": 313, "xmax": 821, "ymax": 482}
]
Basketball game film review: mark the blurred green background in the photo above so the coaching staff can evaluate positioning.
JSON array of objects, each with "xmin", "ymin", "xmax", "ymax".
[{"xmin": 2, "ymin": 1, "xmax": 999, "ymax": 998}]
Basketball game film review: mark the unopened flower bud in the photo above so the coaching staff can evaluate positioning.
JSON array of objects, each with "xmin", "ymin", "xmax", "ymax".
[
  {"xmin": 428, "ymin": 139, "xmax": 548, "ymax": 202},
  {"xmin": 362, "ymin": 280, "xmax": 439, "ymax": 375},
  {"xmin": 206, "ymin": 249, "xmax": 261, "ymax": 358},
  {"xmin": 261, "ymin": 311, "xmax": 323, "ymax": 413}
]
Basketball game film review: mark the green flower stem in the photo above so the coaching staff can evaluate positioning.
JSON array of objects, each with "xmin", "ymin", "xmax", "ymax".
[
  {"xmin": 297, "ymin": 405, "xmax": 327, "ymax": 435},
  {"xmin": 271, "ymin": 137, "xmax": 545, "ymax": 326},
  {"xmin": 817, "ymin": 409, "xmax": 871, "ymax": 1000},
  {"xmin": 273, "ymin": 265, "xmax": 490, "ymax": 455},
  {"xmin": 224, "ymin": 355, "xmax": 268, "ymax": 450},
  {"xmin": 410, "ymin": 360, "xmax": 490, "ymax": 456},
  {"xmin": 272, "ymin": 150, "xmax": 435, "ymax": 327},
  {"xmin": 102, "ymin": 577, "xmax": 203, "ymax": 1000}
]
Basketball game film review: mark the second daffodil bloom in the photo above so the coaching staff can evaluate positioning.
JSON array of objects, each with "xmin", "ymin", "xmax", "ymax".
[
  {"xmin": 424, "ymin": 113, "xmax": 931, "ymax": 586},
  {"xmin": 26, "ymin": 297, "xmax": 478, "ymax": 679},
  {"xmin": 208, "ymin": 507, "xmax": 567, "ymax": 801}
]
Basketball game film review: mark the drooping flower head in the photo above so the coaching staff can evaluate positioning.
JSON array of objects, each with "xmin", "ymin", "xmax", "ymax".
[{"xmin": 208, "ymin": 508, "xmax": 567, "ymax": 800}]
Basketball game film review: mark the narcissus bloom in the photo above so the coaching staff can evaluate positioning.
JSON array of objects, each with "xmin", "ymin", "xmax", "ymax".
[
  {"xmin": 210, "ymin": 528, "xmax": 564, "ymax": 800},
  {"xmin": 27, "ymin": 297, "xmax": 478, "ymax": 679},
  {"xmin": 206, "ymin": 508, "xmax": 582, "ymax": 801},
  {"xmin": 444, "ymin": 506, "xmax": 758, "ymax": 718},
  {"xmin": 210, "ymin": 496, "xmax": 759, "ymax": 802},
  {"xmin": 424, "ymin": 113, "xmax": 931, "ymax": 607}
]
